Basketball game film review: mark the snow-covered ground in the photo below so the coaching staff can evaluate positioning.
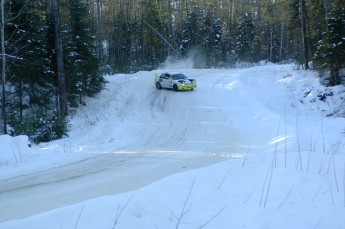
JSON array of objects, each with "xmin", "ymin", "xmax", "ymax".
[{"xmin": 1, "ymin": 63, "xmax": 345, "ymax": 229}]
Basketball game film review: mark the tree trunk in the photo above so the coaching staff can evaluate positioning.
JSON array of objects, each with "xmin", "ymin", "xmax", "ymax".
[
  {"xmin": 1, "ymin": 0, "xmax": 7, "ymax": 134},
  {"xmin": 119, "ymin": 0, "xmax": 123, "ymax": 64},
  {"xmin": 230, "ymin": 0, "xmax": 234, "ymax": 28},
  {"xmin": 167, "ymin": 0, "xmax": 173, "ymax": 56},
  {"xmin": 52, "ymin": 0, "xmax": 68, "ymax": 117},
  {"xmin": 329, "ymin": 65, "xmax": 340, "ymax": 86},
  {"xmin": 95, "ymin": 0, "xmax": 102, "ymax": 61},
  {"xmin": 280, "ymin": 22, "xmax": 284, "ymax": 61},
  {"xmin": 19, "ymin": 80, "xmax": 23, "ymax": 122},
  {"xmin": 141, "ymin": 0, "xmax": 144, "ymax": 63},
  {"xmin": 300, "ymin": 0, "xmax": 309, "ymax": 69}
]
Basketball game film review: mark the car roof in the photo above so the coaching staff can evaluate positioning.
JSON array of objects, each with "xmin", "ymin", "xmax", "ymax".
[{"xmin": 166, "ymin": 72, "xmax": 183, "ymax": 75}]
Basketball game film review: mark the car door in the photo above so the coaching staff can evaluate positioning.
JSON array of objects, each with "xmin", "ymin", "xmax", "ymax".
[
  {"xmin": 160, "ymin": 73, "xmax": 171, "ymax": 88},
  {"xmin": 167, "ymin": 74, "xmax": 175, "ymax": 88},
  {"xmin": 157, "ymin": 74, "xmax": 166, "ymax": 88}
]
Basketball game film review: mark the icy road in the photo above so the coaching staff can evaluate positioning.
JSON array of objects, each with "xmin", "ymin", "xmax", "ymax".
[{"xmin": 0, "ymin": 69, "xmax": 274, "ymax": 222}]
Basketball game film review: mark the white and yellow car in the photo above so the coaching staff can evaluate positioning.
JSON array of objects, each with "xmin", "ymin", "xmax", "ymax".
[{"xmin": 154, "ymin": 72, "xmax": 196, "ymax": 91}]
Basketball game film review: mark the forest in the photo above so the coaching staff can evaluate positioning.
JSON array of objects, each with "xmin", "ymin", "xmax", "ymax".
[{"xmin": 0, "ymin": 0, "xmax": 344, "ymax": 142}]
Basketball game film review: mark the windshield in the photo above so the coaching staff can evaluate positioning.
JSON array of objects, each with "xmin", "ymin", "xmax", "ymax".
[{"xmin": 172, "ymin": 73, "xmax": 187, "ymax": 80}]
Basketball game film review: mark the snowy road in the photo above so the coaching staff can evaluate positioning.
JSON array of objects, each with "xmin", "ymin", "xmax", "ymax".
[
  {"xmin": 2, "ymin": 65, "xmax": 345, "ymax": 229},
  {"xmin": 0, "ymin": 69, "xmax": 270, "ymax": 222},
  {"xmin": 0, "ymin": 151, "xmax": 227, "ymax": 222}
]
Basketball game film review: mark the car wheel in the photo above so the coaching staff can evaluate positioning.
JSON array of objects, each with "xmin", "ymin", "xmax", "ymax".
[
  {"xmin": 156, "ymin": 82, "xmax": 162, "ymax": 89},
  {"xmin": 173, "ymin": 84, "xmax": 178, "ymax": 91}
]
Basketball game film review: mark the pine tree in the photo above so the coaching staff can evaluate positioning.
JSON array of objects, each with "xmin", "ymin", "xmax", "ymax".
[
  {"xmin": 314, "ymin": 0, "xmax": 345, "ymax": 86},
  {"xmin": 180, "ymin": 8, "xmax": 202, "ymax": 57},
  {"xmin": 286, "ymin": 0, "xmax": 304, "ymax": 65},
  {"xmin": 235, "ymin": 13, "xmax": 255, "ymax": 62},
  {"xmin": 220, "ymin": 22, "xmax": 237, "ymax": 67},
  {"xmin": 3, "ymin": 0, "xmax": 68, "ymax": 142},
  {"xmin": 200, "ymin": 9, "xmax": 222, "ymax": 67},
  {"xmin": 66, "ymin": 0, "xmax": 104, "ymax": 106}
]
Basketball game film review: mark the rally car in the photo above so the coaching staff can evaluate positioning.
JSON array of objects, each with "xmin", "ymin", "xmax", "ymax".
[{"xmin": 154, "ymin": 72, "xmax": 196, "ymax": 91}]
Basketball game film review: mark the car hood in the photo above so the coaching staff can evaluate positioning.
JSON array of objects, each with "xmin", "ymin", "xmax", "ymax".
[{"xmin": 175, "ymin": 79, "xmax": 194, "ymax": 84}]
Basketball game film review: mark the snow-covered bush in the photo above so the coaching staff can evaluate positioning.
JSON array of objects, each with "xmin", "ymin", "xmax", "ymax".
[{"xmin": 10, "ymin": 111, "xmax": 68, "ymax": 143}]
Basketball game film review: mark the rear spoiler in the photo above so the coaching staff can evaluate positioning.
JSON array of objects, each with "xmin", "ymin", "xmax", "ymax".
[{"xmin": 155, "ymin": 73, "xmax": 161, "ymax": 78}]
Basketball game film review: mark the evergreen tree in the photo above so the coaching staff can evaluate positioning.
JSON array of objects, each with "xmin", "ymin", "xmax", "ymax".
[
  {"xmin": 129, "ymin": 21, "xmax": 143, "ymax": 73},
  {"xmin": 200, "ymin": 9, "xmax": 222, "ymax": 67},
  {"xmin": 4, "ymin": 0, "xmax": 67, "ymax": 142},
  {"xmin": 314, "ymin": 0, "xmax": 345, "ymax": 86},
  {"xmin": 180, "ymin": 8, "xmax": 202, "ymax": 56},
  {"xmin": 110, "ymin": 0, "xmax": 132, "ymax": 73},
  {"xmin": 286, "ymin": 0, "xmax": 303, "ymax": 63},
  {"xmin": 210, "ymin": 18, "xmax": 222, "ymax": 67},
  {"xmin": 308, "ymin": 0, "xmax": 328, "ymax": 56},
  {"xmin": 140, "ymin": 0, "xmax": 168, "ymax": 70},
  {"xmin": 66, "ymin": 0, "xmax": 104, "ymax": 106},
  {"xmin": 220, "ymin": 23, "xmax": 237, "ymax": 67},
  {"xmin": 235, "ymin": 13, "xmax": 255, "ymax": 62},
  {"xmin": 6, "ymin": 1, "xmax": 53, "ymax": 112}
]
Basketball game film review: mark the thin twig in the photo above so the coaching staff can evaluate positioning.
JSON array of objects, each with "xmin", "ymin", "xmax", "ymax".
[
  {"xmin": 143, "ymin": 20, "xmax": 182, "ymax": 58},
  {"xmin": 318, "ymin": 153, "xmax": 324, "ymax": 174},
  {"xmin": 74, "ymin": 205, "xmax": 85, "ymax": 229},
  {"xmin": 274, "ymin": 116, "xmax": 281, "ymax": 168},
  {"xmin": 242, "ymin": 142, "xmax": 251, "ymax": 167},
  {"xmin": 326, "ymin": 151, "xmax": 333, "ymax": 175},
  {"xmin": 10, "ymin": 145, "xmax": 19, "ymax": 166},
  {"xmin": 259, "ymin": 164, "xmax": 270, "ymax": 207},
  {"xmin": 13, "ymin": 140, "xmax": 26, "ymax": 163},
  {"xmin": 217, "ymin": 166, "xmax": 233, "ymax": 191},
  {"xmin": 244, "ymin": 185, "xmax": 257, "ymax": 204},
  {"xmin": 318, "ymin": 117, "xmax": 326, "ymax": 175},
  {"xmin": 313, "ymin": 218, "xmax": 322, "ymax": 229},
  {"xmin": 321, "ymin": 116, "xmax": 326, "ymax": 155},
  {"xmin": 343, "ymin": 163, "xmax": 345, "ymax": 207},
  {"xmin": 332, "ymin": 154, "xmax": 339, "ymax": 192},
  {"xmin": 284, "ymin": 108, "xmax": 287, "ymax": 168},
  {"xmin": 295, "ymin": 114, "xmax": 302, "ymax": 170},
  {"xmin": 277, "ymin": 186, "xmax": 294, "ymax": 210},
  {"xmin": 264, "ymin": 160, "xmax": 274, "ymax": 207},
  {"xmin": 165, "ymin": 205, "xmax": 178, "ymax": 221},
  {"xmin": 260, "ymin": 159, "xmax": 274, "ymax": 207},
  {"xmin": 112, "ymin": 196, "xmax": 133, "ymax": 229},
  {"xmin": 327, "ymin": 177, "xmax": 334, "ymax": 205},
  {"xmin": 312, "ymin": 184, "xmax": 323, "ymax": 202},
  {"xmin": 307, "ymin": 150, "xmax": 311, "ymax": 172},
  {"xmin": 150, "ymin": 221, "xmax": 159, "ymax": 229},
  {"xmin": 307, "ymin": 131, "xmax": 313, "ymax": 172},
  {"xmin": 197, "ymin": 204, "xmax": 228, "ymax": 229},
  {"xmin": 176, "ymin": 177, "xmax": 196, "ymax": 229}
]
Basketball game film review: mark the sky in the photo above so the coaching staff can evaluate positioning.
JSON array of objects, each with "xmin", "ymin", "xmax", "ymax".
[{"xmin": 0, "ymin": 62, "xmax": 345, "ymax": 229}]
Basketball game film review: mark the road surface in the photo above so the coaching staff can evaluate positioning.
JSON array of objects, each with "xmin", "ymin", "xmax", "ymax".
[{"xmin": 0, "ymin": 69, "xmax": 265, "ymax": 222}]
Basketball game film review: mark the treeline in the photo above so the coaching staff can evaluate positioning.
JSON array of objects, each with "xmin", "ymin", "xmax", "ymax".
[
  {"xmin": 1, "ymin": 0, "xmax": 105, "ymax": 142},
  {"xmin": 96, "ymin": 0, "xmax": 344, "ymax": 81},
  {"xmin": 0, "ymin": 0, "xmax": 344, "ymax": 142}
]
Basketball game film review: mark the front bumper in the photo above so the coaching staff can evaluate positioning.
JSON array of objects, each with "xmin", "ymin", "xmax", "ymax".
[{"xmin": 178, "ymin": 83, "xmax": 196, "ymax": 90}]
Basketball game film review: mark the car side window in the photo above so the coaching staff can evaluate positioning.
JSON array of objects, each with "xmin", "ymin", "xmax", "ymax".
[{"xmin": 160, "ymin": 74, "xmax": 167, "ymax": 79}]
